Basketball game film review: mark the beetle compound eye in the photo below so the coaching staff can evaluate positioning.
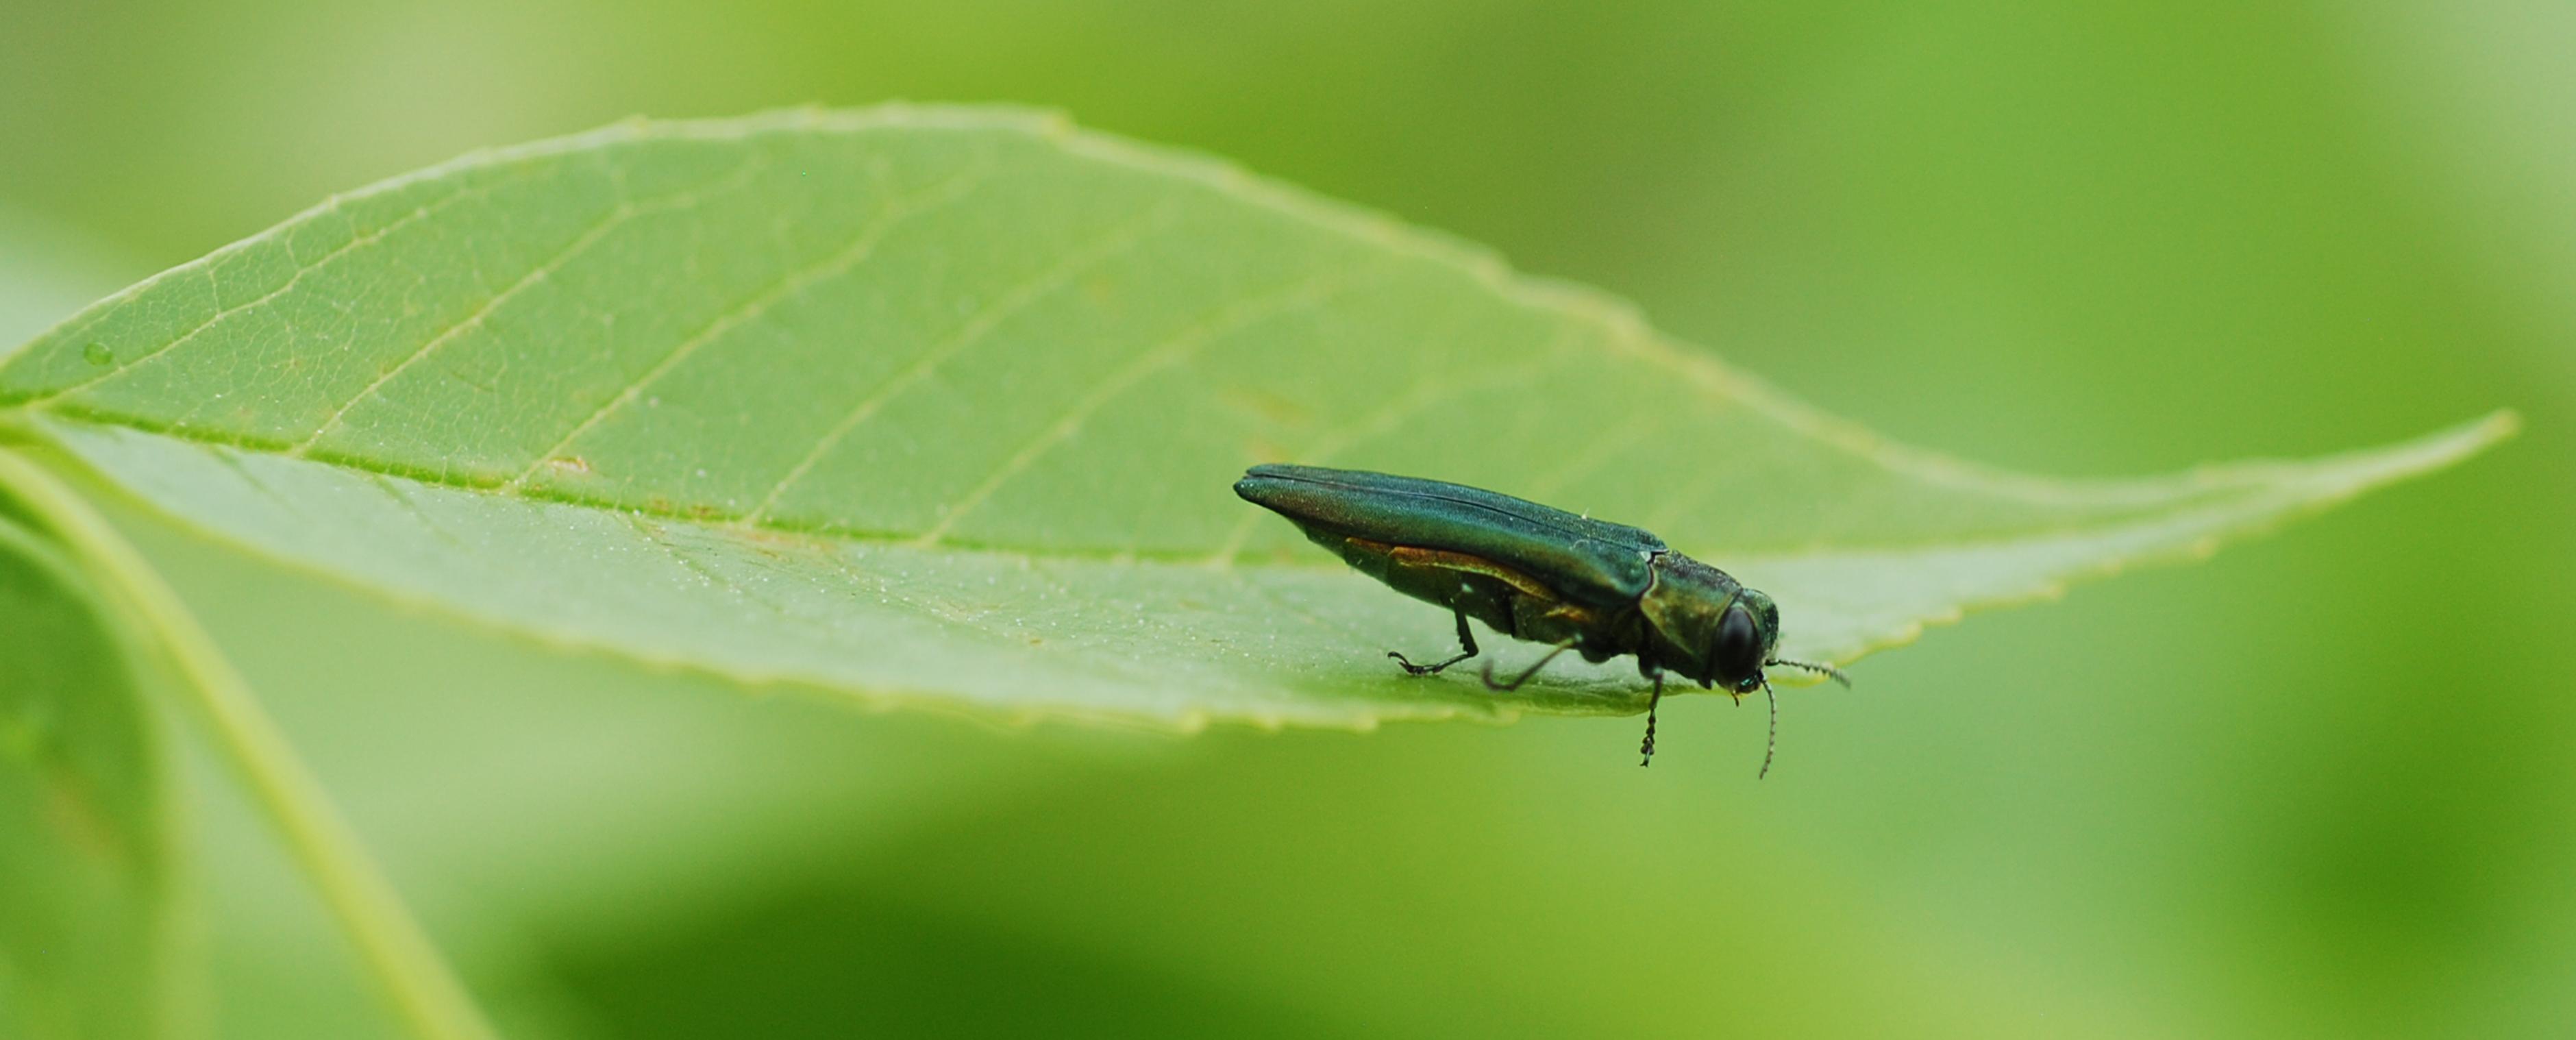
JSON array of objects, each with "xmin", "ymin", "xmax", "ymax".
[{"xmin": 1714, "ymin": 604, "xmax": 1761, "ymax": 675}]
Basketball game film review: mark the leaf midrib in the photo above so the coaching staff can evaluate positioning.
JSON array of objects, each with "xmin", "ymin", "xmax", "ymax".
[{"xmin": 14, "ymin": 407, "xmax": 2375, "ymax": 575}]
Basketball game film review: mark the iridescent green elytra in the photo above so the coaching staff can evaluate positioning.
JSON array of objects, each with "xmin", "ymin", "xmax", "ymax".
[{"xmin": 1234, "ymin": 463, "xmax": 1847, "ymax": 773}]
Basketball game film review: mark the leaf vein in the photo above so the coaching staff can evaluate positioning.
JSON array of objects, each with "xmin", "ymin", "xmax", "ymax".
[
  {"xmin": 368, "ymin": 471, "xmax": 475, "ymax": 554},
  {"xmin": 284, "ymin": 152, "xmax": 782, "ymax": 457},
  {"xmin": 14, "ymin": 177, "xmax": 488, "ymax": 406},
  {"xmin": 739, "ymin": 199, "xmax": 1182, "ymax": 525},
  {"xmin": 914, "ymin": 263, "xmax": 1383, "ymax": 547},
  {"xmin": 500, "ymin": 153, "xmax": 998, "ymax": 491}
]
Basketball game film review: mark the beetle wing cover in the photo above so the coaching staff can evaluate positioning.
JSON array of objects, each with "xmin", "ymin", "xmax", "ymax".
[{"xmin": 1235, "ymin": 464, "xmax": 1661, "ymax": 604}]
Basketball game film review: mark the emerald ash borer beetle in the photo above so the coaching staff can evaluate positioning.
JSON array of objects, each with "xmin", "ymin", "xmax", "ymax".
[{"xmin": 1234, "ymin": 463, "xmax": 1848, "ymax": 776}]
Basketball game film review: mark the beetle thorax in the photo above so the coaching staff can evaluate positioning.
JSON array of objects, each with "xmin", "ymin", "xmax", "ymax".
[{"xmin": 1637, "ymin": 551, "xmax": 1774, "ymax": 687}]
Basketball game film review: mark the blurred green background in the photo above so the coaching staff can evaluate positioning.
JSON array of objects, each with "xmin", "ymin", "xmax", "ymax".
[{"xmin": 5, "ymin": 1, "xmax": 2571, "ymax": 1037}]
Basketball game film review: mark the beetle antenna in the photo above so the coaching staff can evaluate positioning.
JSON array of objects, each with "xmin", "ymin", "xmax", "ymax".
[
  {"xmin": 1481, "ymin": 640, "xmax": 1575, "ymax": 692},
  {"xmin": 1758, "ymin": 677, "xmax": 1779, "ymax": 780},
  {"xmin": 1769, "ymin": 658, "xmax": 1851, "ymax": 689}
]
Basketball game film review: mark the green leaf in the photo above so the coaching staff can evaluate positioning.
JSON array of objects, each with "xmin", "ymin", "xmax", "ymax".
[
  {"xmin": 0, "ymin": 107, "xmax": 2515, "ymax": 728},
  {"xmin": 0, "ymin": 444, "xmax": 498, "ymax": 1040},
  {"xmin": 0, "ymin": 465, "xmax": 184, "ymax": 1039}
]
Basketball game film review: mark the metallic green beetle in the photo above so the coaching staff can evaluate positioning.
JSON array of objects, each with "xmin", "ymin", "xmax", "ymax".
[{"xmin": 1234, "ymin": 463, "xmax": 1846, "ymax": 773}]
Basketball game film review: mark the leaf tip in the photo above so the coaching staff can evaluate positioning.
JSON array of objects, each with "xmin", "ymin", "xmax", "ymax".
[
  {"xmin": 2478, "ymin": 407, "xmax": 2524, "ymax": 443},
  {"xmin": 2375, "ymin": 408, "xmax": 2523, "ymax": 483}
]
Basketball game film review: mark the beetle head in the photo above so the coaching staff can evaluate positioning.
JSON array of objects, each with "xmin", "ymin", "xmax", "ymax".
[
  {"xmin": 1710, "ymin": 588, "xmax": 1780, "ymax": 693},
  {"xmin": 1639, "ymin": 554, "xmax": 1779, "ymax": 691}
]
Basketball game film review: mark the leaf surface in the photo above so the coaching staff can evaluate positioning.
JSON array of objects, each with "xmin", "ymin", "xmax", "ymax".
[
  {"xmin": 0, "ymin": 464, "xmax": 182, "ymax": 1039},
  {"xmin": 0, "ymin": 108, "xmax": 2514, "ymax": 726}
]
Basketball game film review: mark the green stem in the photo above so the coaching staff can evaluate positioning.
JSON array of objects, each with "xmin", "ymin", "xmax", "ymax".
[{"xmin": 0, "ymin": 447, "xmax": 498, "ymax": 1040}]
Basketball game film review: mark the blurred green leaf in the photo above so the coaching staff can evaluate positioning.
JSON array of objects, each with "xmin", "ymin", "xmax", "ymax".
[
  {"xmin": 0, "ymin": 107, "xmax": 2513, "ymax": 728},
  {"xmin": 0, "ymin": 464, "xmax": 184, "ymax": 1039},
  {"xmin": 0, "ymin": 443, "xmax": 499, "ymax": 1040}
]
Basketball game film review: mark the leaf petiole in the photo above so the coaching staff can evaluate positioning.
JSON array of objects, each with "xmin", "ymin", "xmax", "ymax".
[{"xmin": 0, "ymin": 447, "xmax": 497, "ymax": 1040}]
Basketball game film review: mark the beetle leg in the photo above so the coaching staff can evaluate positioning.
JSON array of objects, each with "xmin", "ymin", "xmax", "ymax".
[
  {"xmin": 1639, "ymin": 672, "xmax": 1663, "ymax": 767},
  {"xmin": 1389, "ymin": 608, "xmax": 1480, "ymax": 676},
  {"xmin": 1479, "ymin": 639, "xmax": 1577, "ymax": 691}
]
